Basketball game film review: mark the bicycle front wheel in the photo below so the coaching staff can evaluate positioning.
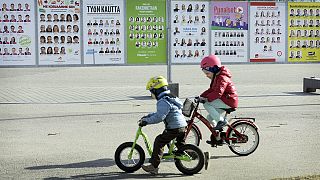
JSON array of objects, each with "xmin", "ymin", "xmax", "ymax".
[
  {"xmin": 114, "ymin": 142, "xmax": 145, "ymax": 173},
  {"xmin": 185, "ymin": 125, "xmax": 201, "ymax": 146},
  {"xmin": 226, "ymin": 122, "xmax": 259, "ymax": 156},
  {"xmin": 174, "ymin": 144, "xmax": 204, "ymax": 175}
]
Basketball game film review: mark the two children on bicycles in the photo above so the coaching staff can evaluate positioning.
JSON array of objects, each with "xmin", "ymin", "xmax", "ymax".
[
  {"xmin": 138, "ymin": 76, "xmax": 187, "ymax": 175},
  {"xmin": 199, "ymin": 54, "xmax": 238, "ymax": 144},
  {"xmin": 139, "ymin": 54, "xmax": 237, "ymax": 174}
]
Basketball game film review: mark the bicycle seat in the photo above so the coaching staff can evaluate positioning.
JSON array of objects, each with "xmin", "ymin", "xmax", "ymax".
[{"xmin": 221, "ymin": 108, "xmax": 236, "ymax": 114}]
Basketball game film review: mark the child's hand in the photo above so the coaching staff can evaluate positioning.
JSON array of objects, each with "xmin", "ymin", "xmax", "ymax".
[
  {"xmin": 198, "ymin": 97, "xmax": 208, "ymax": 103},
  {"xmin": 138, "ymin": 119, "xmax": 148, "ymax": 127}
]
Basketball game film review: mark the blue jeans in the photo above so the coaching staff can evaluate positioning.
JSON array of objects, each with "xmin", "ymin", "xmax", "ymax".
[{"xmin": 203, "ymin": 99, "xmax": 230, "ymax": 125}]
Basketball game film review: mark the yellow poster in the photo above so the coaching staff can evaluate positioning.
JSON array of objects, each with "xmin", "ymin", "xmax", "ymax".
[{"xmin": 288, "ymin": 2, "xmax": 320, "ymax": 62}]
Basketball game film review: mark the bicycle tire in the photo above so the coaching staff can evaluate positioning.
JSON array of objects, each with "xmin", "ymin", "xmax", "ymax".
[
  {"xmin": 114, "ymin": 142, "xmax": 145, "ymax": 173},
  {"xmin": 174, "ymin": 144, "xmax": 205, "ymax": 175},
  {"xmin": 185, "ymin": 125, "xmax": 201, "ymax": 146},
  {"xmin": 226, "ymin": 122, "xmax": 259, "ymax": 156}
]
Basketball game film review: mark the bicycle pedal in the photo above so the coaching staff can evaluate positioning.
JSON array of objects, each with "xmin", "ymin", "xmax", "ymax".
[
  {"xmin": 206, "ymin": 140, "xmax": 216, "ymax": 147},
  {"xmin": 162, "ymin": 153, "xmax": 170, "ymax": 157}
]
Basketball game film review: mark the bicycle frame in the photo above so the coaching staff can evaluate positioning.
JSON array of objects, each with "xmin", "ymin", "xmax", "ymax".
[
  {"xmin": 186, "ymin": 100, "xmax": 257, "ymax": 143},
  {"xmin": 129, "ymin": 127, "xmax": 191, "ymax": 161}
]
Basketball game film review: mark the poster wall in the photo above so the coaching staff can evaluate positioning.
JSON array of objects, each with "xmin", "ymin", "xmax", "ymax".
[
  {"xmin": 288, "ymin": 2, "xmax": 320, "ymax": 62},
  {"xmin": 37, "ymin": 0, "xmax": 81, "ymax": 65},
  {"xmin": 0, "ymin": 1, "xmax": 36, "ymax": 65},
  {"xmin": 171, "ymin": 1, "xmax": 210, "ymax": 64},
  {"xmin": 127, "ymin": 0, "xmax": 166, "ymax": 64},
  {"xmin": 249, "ymin": 2, "xmax": 286, "ymax": 62},
  {"xmin": 83, "ymin": 0, "xmax": 124, "ymax": 64},
  {"xmin": 211, "ymin": 1, "xmax": 248, "ymax": 63}
]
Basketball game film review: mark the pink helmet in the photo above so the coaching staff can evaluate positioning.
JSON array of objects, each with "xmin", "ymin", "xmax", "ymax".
[{"xmin": 200, "ymin": 55, "xmax": 221, "ymax": 69}]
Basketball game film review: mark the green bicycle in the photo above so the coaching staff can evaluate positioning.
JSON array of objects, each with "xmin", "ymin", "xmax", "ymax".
[{"xmin": 114, "ymin": 126, "xmax": 205, "ymax": 175}]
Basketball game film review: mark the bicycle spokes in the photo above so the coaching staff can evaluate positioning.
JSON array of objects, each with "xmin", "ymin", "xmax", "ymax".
[
  {"xmin": 174, "ymin": 144, "xmax": 204, "ymax": 174},
  {"xmin": 227, "ymin": 122, "xmax": 259, "ymax": 156},
  {"xmin": 122, "ymin": 148, "xmax": 141, "ymax": 167}
]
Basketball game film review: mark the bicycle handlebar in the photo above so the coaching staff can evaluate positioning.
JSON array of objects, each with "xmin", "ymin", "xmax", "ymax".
[
  {"xmin": 194, "ymin": 96, "xmax": 207, "ymax": 104},
  {"xmin": 194, "ymin": 96, "xmax": 200, "ymax": 103}
]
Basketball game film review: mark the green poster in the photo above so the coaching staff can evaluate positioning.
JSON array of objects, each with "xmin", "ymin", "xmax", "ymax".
[{"xmin": 127, "ymin": 0, "xmax": 167, "ymax": 64}]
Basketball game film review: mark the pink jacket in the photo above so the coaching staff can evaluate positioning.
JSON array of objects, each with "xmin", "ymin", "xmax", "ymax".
[{"xmin": 200, "ymin": 66, "xmax": 238, "ymax": 108}]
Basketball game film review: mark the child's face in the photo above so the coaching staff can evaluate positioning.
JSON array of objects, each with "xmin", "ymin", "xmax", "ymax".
[{"xmin": 202, "ymin": 70, "xmax": 214, "ymax": 79}]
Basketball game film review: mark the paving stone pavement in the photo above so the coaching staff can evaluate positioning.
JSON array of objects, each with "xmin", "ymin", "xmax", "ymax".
[{"xmin": 0, "ymin": 64, "xmax": 319, "ymax": 180}]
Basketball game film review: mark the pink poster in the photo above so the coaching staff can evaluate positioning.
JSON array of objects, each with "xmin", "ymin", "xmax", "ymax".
[{"xmin": 211, "ymin": 1, "xmax": 248, "ymax": 62}]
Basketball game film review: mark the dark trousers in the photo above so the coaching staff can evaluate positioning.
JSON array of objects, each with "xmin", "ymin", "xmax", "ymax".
[{"xmin": 150, "ymin": 127, "xmax": 186, "ymax": 168}]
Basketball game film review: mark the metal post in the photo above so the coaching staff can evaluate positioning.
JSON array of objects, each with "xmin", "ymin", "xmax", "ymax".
[
  {"xmin": 93, "ymin": 49, "xmax": 95, "ymax": 64},
  {"xmin": 167, "ymin": 26, "xmax": 172, "ymax": 83},
  {"xmin": 167, "ymin": 0, "xmax": 172, "ymax": 83},
  {"xmin": 166, "ymin": 0, "xmax": 179, "ymax": 97}
]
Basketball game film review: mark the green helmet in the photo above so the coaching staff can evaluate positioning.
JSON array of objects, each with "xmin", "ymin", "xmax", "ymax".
[{"xmin": 146, "ymin": 76, "xmax": 168, "ymax": 90}]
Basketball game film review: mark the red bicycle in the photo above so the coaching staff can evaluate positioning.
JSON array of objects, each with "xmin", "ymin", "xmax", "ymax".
[{"xmin": 182, "ymin": 97, "xmax": 259, "ymax": 156}]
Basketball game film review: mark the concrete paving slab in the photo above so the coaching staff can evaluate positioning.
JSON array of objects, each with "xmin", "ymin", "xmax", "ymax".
[{"xmin": 0, "ymin": 64, "xmax": 319, "ymax": 179}]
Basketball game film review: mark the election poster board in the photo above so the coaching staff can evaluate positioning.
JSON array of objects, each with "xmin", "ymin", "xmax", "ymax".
[
  {"xmin": 249, "ymin": 2, "xmax": 286, "ymax": 62},
  {"xmin": 211, "ymin": 1, "xmax": 248, "ymax": 63},
  {"xmin": 127, "ymin": 0, "xmax": 166, "ymax": 64},
  {"xmin": 288, "ymin": 2, "xmax": 320, "ymax": 62},
  {"xmin": 83, "ymin": 0, "xmax": 125, "ymax": 64},
  {"xmin": 37, "ymin": 0, "xmax": 81, "ymax": 65},
  {"xmin": 0, "ymin": 1, "xmax": 36, "ymax": 65},
  {"xmin": 171, "ymin": 1, "xmax": 210, "ymax": 64}
]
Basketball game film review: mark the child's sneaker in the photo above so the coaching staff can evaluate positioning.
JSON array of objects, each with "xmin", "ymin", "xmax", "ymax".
[
  {"xmin": 217, "ymin": 139, "xmax": 226, "ymax": 146},
  {"xmin": 214, "ymin": 120, "xmax": 227, "ymax": 130},
  {"xmin": 141, "ymin": 164, "xmax": 159, "ymax": 175}
]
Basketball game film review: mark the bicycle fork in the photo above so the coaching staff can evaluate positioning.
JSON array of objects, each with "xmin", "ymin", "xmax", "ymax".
[{"xmin": 128, "ymin": 127, "xmax": 153, "ymax": 159}]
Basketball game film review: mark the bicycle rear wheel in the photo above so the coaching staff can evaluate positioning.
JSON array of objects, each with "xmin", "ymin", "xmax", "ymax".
[
  {"xmin": 226, "ymin": 122, "xmax": 259, "ymax": 156},
  {"xmin": 174, "ymin": 144, "xmax": 204, "ymax": 175},
  {"xmin": 114, "ymin": 142, "xmax": 145, "ymax": 173}
]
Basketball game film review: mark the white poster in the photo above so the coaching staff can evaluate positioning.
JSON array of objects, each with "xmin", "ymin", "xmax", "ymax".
[
  {"xmin": 83, "ymin": 0, "xmax": 124, "ymax": 64},
  {"xmin": 249, "ymin": 2, "xmax": 286, "ymax": 62},
  {"xmin": 171, "ymin": 1, "xmax": 210, "ymax": 64},
  {"xmin": 0, "ymin": 1, "xmax": 36, "ymax": 65},
  {"xmin": 37, "ymin": 0, "xmax": 81, "ymax": 65}
]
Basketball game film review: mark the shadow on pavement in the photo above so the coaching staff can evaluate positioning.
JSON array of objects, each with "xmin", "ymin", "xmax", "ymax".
[
  {"xmin": 129, "ymin": 96, "xmax": 152, "ymax": 100},
  {"xmin": 25, "ymin": 159, "xmax": 114, "ymax": 170},
  {"xmin": 239, "ymin": 91, "xmax": 319, "ymax": 98},
  {"xmin": 0, "ymin": 99, "xmax": 132, "ymax": 105},
  {"xmin": 0, "ymin": 111, "xmax": 150, "ymax": 121},
  {"xmin": 241, "ymin": 103, "xmax": 319, "ymax": 109},
  {"xmin": 0, "ymin": 96, "xmax": 152, "ymax": 105},
  {"xmin": 284, "ymin": 91, "xmax": 320, "ymax": 96},
  {"xmin": 210, "ymin": 155, "xmax": 240, "ymax": 160},
  {"xmin": 44, "ymin": 172, "xmax": 186, "ymax": 180}
]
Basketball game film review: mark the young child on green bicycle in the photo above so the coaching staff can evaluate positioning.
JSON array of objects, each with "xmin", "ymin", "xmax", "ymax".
[
  {"xmin": 199, "ymin": 55, "xmax": 238, "ymax": 142},
  {"xmin": 138, "ymin": 76, "xmax": 187, "ymax": 175}
]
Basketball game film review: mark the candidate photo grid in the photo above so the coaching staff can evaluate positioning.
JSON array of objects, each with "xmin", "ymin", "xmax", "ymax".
[
  {"xmin": 87, "ymin": 18, "xmax": 122, "ymax": 55},
  {"xmin": 39, "ymin": 13, "xmax": 79, "ymax": 55},
  {"xmin": 128, "ymin": 15, "xmax": 165, "ymax": 49},
  {"xmin": 172, "ymin": 2, "xmax": 208, "ymax": 59},
  {"xmin": 0, "ymin": 3, "xmax": 32, "ymax": 56},
  {"xmin": 253, "ymin": 9, "xmax": 283, "ymax": 54},
  {"xmin": 213, "ymin": 31, "xmax": 245, "ymax": 56},
  {"xmin": 288, "ymin": 7, "xmax": 320, "ymax": 59}
]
